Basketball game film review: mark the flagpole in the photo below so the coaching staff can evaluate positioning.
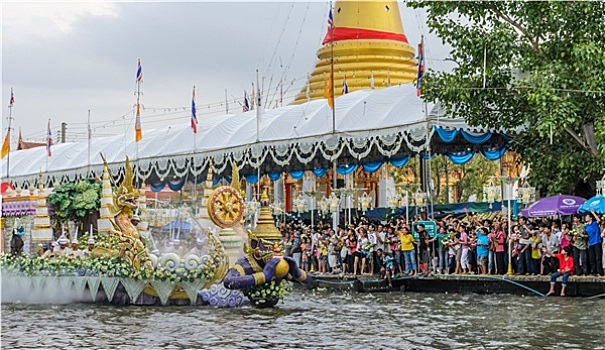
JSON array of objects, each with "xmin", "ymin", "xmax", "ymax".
[
  {"xmin": 306, "ymin": 74, "xmax": 311, "ymax": 102},
  {"xmin": 193, "ymin": 85, "xmax": 198, "ymax": 202},
  {"xmin": 135, "ymin": 58, "xmax": 143, "ymax": 186},
  {"xmin": 46, "ymin": 120, "xmax": 49, "ymax": 174},
  {"xmin": 5, "ymin": 92, "xmax": 13, "ymax": 179},
  {"xmin": 136, "ymin": 77, "xmax": 140, "ymax": 164},
  {"xmin": 87, "ymin": 109, "xmax": 91, "ymax": 177},
  {"xmin": 256, "ymin": 70, "xmax": 260, "ymax": 144},
  {"xmin": 225, "ymin": 89, "xmax": 229, "ymax": 114},
  {"xmin": 279, "ymin": 77, "xmax": 283, "ymax": 107},
  {"xmin": 256, "ymin": 69, "xmax": 261, "ymax": 200},
  {"xmin": 330, "ymin": 1, "xmax": 337, "ymax": 191},
  {"xmin": 418, "ymin": 36, "xmax": 433, "ymax": 220}
]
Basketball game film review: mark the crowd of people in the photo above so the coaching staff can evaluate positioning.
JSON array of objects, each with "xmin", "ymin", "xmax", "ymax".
[
  {"xmin": 10, "ymin": 206, "xmax": 605, "ymax": 296},
  {"xmin": 278, "ymin": 209, "xmax": 605, "ymax": 291},
  {"xmin": 36, "ymin": 233, "xmax": 96, "ymax": 259}
]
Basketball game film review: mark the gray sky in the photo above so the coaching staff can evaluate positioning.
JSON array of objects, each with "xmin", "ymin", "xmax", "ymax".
[{"xmin": 1, "ymin": 1, "xmax": 450, "ymax": 145}]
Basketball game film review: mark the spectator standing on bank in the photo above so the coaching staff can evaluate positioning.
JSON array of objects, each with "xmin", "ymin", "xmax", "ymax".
[
  {"xmin": 291, "ymin": 232, "xmax": 302, "ymax": 267},
  {"xmin": 517, "ymin": 217, "xmax": 533, "ymax": 275},
  {"xmin": 399, "ymin": 226, "xmax": 416, "ymax": 275},
  {"xmin": 585, "ymin": 210, "xmax": 604, "ymax": 276},
  {"xmin": 571, "ymin": 214, "xmax": 588, "ymax": 276},
  {"xmin": 476, "ymin": 227, "xmax": 489, "ymax": 275}
]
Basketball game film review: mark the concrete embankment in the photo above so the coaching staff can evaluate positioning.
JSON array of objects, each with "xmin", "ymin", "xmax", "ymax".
[{"xmin": 307, "ymin": 273, "xmax": 605, "ymax": 298}]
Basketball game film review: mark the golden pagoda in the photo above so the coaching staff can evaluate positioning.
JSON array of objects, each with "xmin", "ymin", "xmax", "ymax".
[
  {"xmin": 292, "ymin": 0, "xmax": 418, "ymax": 104},
  {"xmin": 252, "ymin": 189, "xmax": 282, "ymax": 241},
  {"xmin": 97, "ymin": 162, "xmax": 114, "ymax": 234}
]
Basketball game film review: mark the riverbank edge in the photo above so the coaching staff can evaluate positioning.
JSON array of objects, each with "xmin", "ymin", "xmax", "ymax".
[{"xmin": 308, "ymin": 273, "xmax": 605, "ymax": 298}]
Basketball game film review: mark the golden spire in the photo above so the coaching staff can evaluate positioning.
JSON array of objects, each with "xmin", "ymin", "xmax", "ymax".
[
  {"xmin": 38, "ymin": 170, "xmax": 44, "ymax": 192},
  {"xmin": 251, "ymin": 189, "xmax": 282, "ymax": 241},
  {"xmin": 292, "ymin": 0, "xmax": 417, "ymax": 104},
  {"xmin": 231, "ymin": 161, "xmax": 240, "ymax": 192},
  {"xmin": 201, "ymin": 159, "xmax": 214, "ymax": 211}
]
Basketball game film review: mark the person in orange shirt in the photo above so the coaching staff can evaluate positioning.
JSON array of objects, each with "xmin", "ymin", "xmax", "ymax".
[{"xmin": 544, "ymin": 246, "xmax": 575, "ymax": 297}]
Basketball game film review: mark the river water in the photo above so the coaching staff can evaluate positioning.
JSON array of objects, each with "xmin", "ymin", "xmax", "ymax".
[{"xmin": 2, "ymin": 289, "xmax": 604, "ymax": 350}]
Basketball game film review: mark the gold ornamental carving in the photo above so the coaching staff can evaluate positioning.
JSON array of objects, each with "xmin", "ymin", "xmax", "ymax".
[{"xmin": 207, "ymin": 187, "xmax": 244, "ymax": 228}]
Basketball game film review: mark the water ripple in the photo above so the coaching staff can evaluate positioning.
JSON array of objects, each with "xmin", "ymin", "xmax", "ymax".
[{"xmin": 2, "ymin": 290, "xmax": 604, "ymax": 349}]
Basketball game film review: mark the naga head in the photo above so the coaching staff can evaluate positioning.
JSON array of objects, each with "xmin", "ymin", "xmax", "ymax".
[
  {"xmin": 116, "ymin": 157, "xmax": 139, "ymax": 211},
  {"xmin": 243, "ymin": 231, "xmax": 283, "ymax": 267}
]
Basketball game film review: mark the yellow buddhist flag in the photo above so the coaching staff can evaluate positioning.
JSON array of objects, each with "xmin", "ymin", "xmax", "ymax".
[
  {"xmin": 135, "ymin": 103, "xmax": 142, "ymax": 142},
  {"xmin": 323, "ymin": 73, "xmax": 334, "ymax": 109},
  {"xmin": 1, "ymin": 130, "xmax": 9, "ymax": 159}
]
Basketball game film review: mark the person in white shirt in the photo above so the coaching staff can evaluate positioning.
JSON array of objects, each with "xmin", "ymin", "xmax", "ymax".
[
  {"xmin": 41, "ymin": 242, "xmax": 59, "ymax": 258},
  {"xmin": 81, "ymin": 237, "xmax": 95, "ymax": 257},
  {"xmin": 69, "ymin": 239, "xmax": 82, "ymax": 258},
  {"xmin": 188, "ymin": 237, "xmax": 206, "ymax": 256},
  {"xmin": 367, "ymin": 224, "xmax": 379, "ymax": 274},
  {"xmin": 53, "ymin": 235, "xmax": 73, "ymax": 258},
  {"xmin": 310, "ymin": 229, "xmax": 320, "ymax": 271}
]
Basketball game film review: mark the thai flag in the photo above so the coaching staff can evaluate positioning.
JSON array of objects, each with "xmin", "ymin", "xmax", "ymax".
[
  {"xmin": 191, "ymin": 86, "xmax": 197, "ymax": 133},
  {"xmin": 342, "ymin": 73, "xmax": 349, "ymax": 95},
  {"xmin": 9, "ymin": 88, "xmax": 14, "ymax": 107},
  {"xmin": 416, "ymin": 36, "xmax": 425, "ymax": 96},
  {"xmin": 243, "ymin": 91, "xmax": 250, "ymax": 112},
  {"xmin": 136, "ymin": 59, "xmax": 143, "ymax": 82},
  {"xmin": 46, "ymin": 119, "xmax": 53, "ymax": 157},
  {"xmin": 328, "ymin": 7, "xmax": 333, "ymax": 26}
]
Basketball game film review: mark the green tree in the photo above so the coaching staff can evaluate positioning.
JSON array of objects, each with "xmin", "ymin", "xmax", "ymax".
[
  {"xmin": 48, "ymin": 178, "xmax": 102, "ymax": 227},
  {"xmin": 452, "ymin": 156, "xmax": 499, "ymax": 203},
  {"xmin": 390, "ymin": 154, "xmax": 499, "ymax": 203},
  {"xmin": 409, "ymin": 1, "xmax": 605, "ymax": 197}
]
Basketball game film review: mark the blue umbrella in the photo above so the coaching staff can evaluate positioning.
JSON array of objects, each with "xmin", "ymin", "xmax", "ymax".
[
  {"xmin": 577, "ymin": 195, "xmax": 605, "ymax": 214},
  {"xmin": 161, "ymin": 220, "xmax": 191, "ymax": 231}
]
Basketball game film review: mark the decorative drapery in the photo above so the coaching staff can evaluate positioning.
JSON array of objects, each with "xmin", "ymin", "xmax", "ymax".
[{"xmin": 4, "ymin": 84, "xmax": 516, "ymax": 189}]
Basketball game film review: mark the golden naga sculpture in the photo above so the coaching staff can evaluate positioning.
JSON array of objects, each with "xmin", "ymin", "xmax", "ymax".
[{"xmin": 98, "ymin": 156, "xmax": 152, "ymax": 271}]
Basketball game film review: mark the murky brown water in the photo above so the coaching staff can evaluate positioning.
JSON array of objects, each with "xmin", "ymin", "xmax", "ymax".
[{"xmin": 1, "ymin": 289, "xmax": 604, "ymax": 349}]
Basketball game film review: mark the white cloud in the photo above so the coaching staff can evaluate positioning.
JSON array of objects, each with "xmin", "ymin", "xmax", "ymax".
[{"xmin": 2, "ymin": 2, "xmax": 119, "ymax": 43}]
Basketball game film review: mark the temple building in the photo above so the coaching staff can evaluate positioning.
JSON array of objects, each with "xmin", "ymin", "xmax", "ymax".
[{"xmin": 269, "ymin": 0, "xmax": 420, "ymax": 211}]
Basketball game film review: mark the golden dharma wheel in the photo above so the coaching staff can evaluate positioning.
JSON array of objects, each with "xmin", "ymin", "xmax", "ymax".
[{"xmin": 207, "ymin": 186, "xmax": 244, "ymax": 228}]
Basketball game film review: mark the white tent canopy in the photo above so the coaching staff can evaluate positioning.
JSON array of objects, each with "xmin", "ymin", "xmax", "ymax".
[{"xmin": 3, "ymin": 85, "xmax": 510, "ymax": 187}]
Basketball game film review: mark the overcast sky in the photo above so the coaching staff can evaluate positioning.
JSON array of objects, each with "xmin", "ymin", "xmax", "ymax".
[{"xmin": 1, "ymin": 1, "xmax": 450, "ymax": 145}]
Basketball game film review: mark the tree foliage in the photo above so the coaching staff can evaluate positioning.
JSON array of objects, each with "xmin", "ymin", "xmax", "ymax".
[
  {"xmin": 390, "ymin": 155, "xmax": 499, "ymax": 203},
  {"xmin": 408, "ymin": 1, "xmax": 605, "ymax": 197},
  {"xmin": 47, "ymin": 178, "xmax": 102, "ymax": 224}
]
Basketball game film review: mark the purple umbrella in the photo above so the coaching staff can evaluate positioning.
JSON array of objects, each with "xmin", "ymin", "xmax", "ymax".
[{"xmin": 519, "ymin": 195, "xmax": 586, "ymax": 218}]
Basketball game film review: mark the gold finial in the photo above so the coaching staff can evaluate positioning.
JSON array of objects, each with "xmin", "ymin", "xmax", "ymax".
[
  {"xmin": 38, "ymin": 170, "xmax": 44, "ymax": 191},
  {"xmin": 231, "ymin": 161, "xmax": 240, "ymax": 191},
  {"xmin": 206, "ymin": 159, "xmax": 213, "ymax": 182},
  {"xmin": 123, "ymin": 156, "xmax": 134, "ymax": 191}
]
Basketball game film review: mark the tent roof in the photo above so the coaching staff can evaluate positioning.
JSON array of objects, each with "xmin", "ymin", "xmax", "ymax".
[{"xmin": 3, "ymin": 84, "xmax": 513, "ymax": 187}]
